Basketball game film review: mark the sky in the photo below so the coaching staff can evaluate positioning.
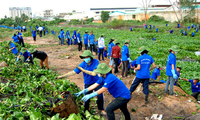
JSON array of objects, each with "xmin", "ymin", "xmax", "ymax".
[{"xmin": 0, "ymin": 0, "xmax": 174, "ymax": 19}]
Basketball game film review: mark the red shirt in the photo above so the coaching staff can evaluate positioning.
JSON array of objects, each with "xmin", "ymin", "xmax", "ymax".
[{"xmin": 111, "ymin": 45, "xmax": 121, "ymax": 58}]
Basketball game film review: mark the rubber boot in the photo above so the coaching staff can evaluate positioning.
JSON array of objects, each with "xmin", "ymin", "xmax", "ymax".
[{"xmin": 145, "ymin": 95, "xmax": 148, "ymax": 104}]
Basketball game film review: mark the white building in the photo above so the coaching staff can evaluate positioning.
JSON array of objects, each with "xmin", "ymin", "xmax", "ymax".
[
  {"xmin": 9, "ymin": 7, "xmax": 32, "ymax": 19},
  {"xmin": 63, "ymin": 11, "xmax": 87, "ymax": 21},
  {"xmin": 43, "ymin": 9, "xmax": 54, "ymax": 18}
]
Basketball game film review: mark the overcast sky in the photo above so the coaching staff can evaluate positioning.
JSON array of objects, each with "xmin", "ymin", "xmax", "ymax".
[{"xmin": 0, "ymin": 0, "xmax": 174, "ymax": 18}]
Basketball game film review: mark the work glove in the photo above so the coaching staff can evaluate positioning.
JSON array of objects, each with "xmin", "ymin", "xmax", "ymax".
[
  {"xmin": 25, "ymin": 58, "xmax": 30, "ymax": 62},
  {"xmin": 15, "ymin": 57, "xmax": 19, "ymax": 63},
  {"xmin": 9, "ymin": 49, "xmax": 12, "ymax": 51},
  {"xmin": 74, "ymin": 89, "xmax": 88, "ymax": 97},
  {"xmin": 171, "ymin": 69, "xmax": 178, "ymax": 80},
  {"xmin": 81, "ymin": 92, "xmax": 98, "ymax": 102},
  {"xmin": 127, "ymin": 57, "xmax": 132, "ymax": 63},
  {"xmin": 88, "ymin": 43, "xmax": 90, "ymax": 47}
]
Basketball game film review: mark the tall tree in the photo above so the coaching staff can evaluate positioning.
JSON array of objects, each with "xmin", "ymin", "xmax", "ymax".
[
  {"xmin": 21, "ymin": 13, "xmax": 29, "ymax": 22},
  {"xmin": 141, "ymin": 0, "xmax": 152, "ymax": 24},
  {"xmin": 101, "ymin": 11, "xmax": 109, "ymax": 23}
]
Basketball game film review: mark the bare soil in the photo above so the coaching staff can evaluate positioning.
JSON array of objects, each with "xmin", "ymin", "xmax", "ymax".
[{"xmin": 3, "ymin": 34, "xmax": 200, "ymax": 120}]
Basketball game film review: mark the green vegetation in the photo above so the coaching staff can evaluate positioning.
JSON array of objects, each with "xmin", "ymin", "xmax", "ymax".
[{"xmin": 101, "ymin": 11, "xmax": 109, "ymax": 23}]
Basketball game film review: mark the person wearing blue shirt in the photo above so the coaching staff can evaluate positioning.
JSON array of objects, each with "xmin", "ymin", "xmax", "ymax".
[
  {"xmin": 156, "ymin": 28, "xmax": 158, "ymax": 32},
  {"xmin": 188, "ymin": 26, "xmax": 190, "ymax": 31},
  {"xmin": 181, "ymin": 30, "xmax": 183, "ymax": 35},
  {"xmin": 196, "ymin": 28, "xmax": 199, "ymax": 32},
  {"xmin": 58, "ymin": 35, "xmax": 61, "ymax": 41},
  {"xmin": 46, "ymin": 29, "xmax": 48, "ymax": 34},
  {"xmin": 51, "ymin": 30, "xmax": 54, "ymax": 35},
  {"xmin": 75, "ymin": 63, "xmax": 131, "ymax": 120},
  {"xmin": 170, "ymin": 29, "xmax": 173, "ymax": 34},
  {"xmin": 180, "ymin": 77, "xmax": 200, "ymax": 100},
  {"xmin": 16, "ymin": 47, "xmax": 33, "ymax": 64},
  {"xmin": 130, "ymin": 57, "xmax": 137, "ymax": 73},
  {"xmin": 150, "ymin": 66, "xmax": 163, "ymax": 81},
  {"xmin": 149, "ymin": 25, "xmax": 152, "ymax": 29},
  {"xmin": 88, "ymin": 30, "xmax": 96, "ymax": 53},
  {"xmin": 149, "ymin": 27, "xmax": 151, "ymax": 32},
  {"xmin": 21, "ymin": 26, "xmax": 23, "ymax": 32},
  {"xmin": 104, "ymin": 47, "xmax": 108, "ymax": 58},
  {"xmin": 192, "ymin": 32, "xmax": 195, "ymax": 37},
  {"xmin": 130, "ymin": 27, "xmax": 132, "ymax": 31},
  {"xmin": 165, "ymin": 45, "xmax": 179, "ymax": 95},
  {"xmin": 66, "ymin": 30, "xmax": 70, "ymax": 45},
  {"xmin": 153, "ymin": 25, "xmax": 155, "ymax": 29},
  {"xmin": 166, "ymin": 24, "xmax": 168, "ymax": 26},
  {"xmin": 145, "ymin": 25, "xmax": 148, "ymax": 29},
  {"xmin": 83, "ymin": 31, "xmax": 89, "ymax": 50},
  {"xmin": 17, "ymin": 32, "xmax": 25, "ymax": 47},
  {"xmin": 130, "ymin": 46, "xmax": 156, "ymax": 104},
  {"xmin": 73, "ymin": 30, "xmax": 77, "ymax": 45},
  {"xmin": 9, "ymin": 41, "xmax": 18, "ymax": 56},
  {"xmin": 177, "ymin": 23, "xmax": 180, "ymax": 28},
  {"xmin": 57, "ymin": 50, "xmax": 105, "ymax": 114},
  {"xmin": 152, "ymin": 36, "xmax": 156, "ymax": 41},
  {"xmin": 191, "ymin": 24, "xmax": 194, "ymax": 28},
  {"xmin": 77, "ymin": 30, "xmax": 82, "ymax": 51},
  {"xmin": 195, "ymin": 25, "xmax": 197, "ymax": 29},
  {"xmin": 185, "ymin": 30, "xmax": 187, "ymax": 36},
  {"xmin": 32, "ymin": 30, "xmax": 37, "ymax": 43},
  {"xmin": 12, "ymin": 34, "xmax": 20, "ymax": 44},
  {"xmin": 174, "ymin": 67, "xmax": 181, "ymax": 86},
  {"xmin": 43, "ymin": 25, "xmax": 45, "ymax": 36},
  {"xmin": 36, "ymin": 25, "xmax": 39, "ymax": 34},
  {"xmin": 30, "ymin": 26, "xmax": 31, "ymax": 31},
  {"xmin": 60, "ymin": 29, "xmax": 64, "ymax": 46},
  {"xmin": 121, "ymin": 41, "xmax": 130, "ymax": 78}
]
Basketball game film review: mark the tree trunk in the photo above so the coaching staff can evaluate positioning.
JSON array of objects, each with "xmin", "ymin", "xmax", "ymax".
[
  {"xmin": 169, "ymin": 0, "xmax": 179, "ymax": 22},
  {"xmin": 145, "ymin": 11, "xmax": 147, "ymax": 24}
]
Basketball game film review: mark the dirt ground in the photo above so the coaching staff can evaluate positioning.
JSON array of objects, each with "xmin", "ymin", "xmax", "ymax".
[{"xmin": 5, "ymin": 34, "xmax": 200, "ymax": 120}]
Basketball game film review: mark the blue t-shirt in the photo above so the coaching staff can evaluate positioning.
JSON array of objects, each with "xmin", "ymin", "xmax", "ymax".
[
  {"xmin": 136, "ymin": 54, "xmax": 154, "ymax": 79},
  {"xmin": 166, "ymin": 53, "xmax": 177, "ymax": 76},
  {"xmin": 43, "ymin": 26, "xmax": 45, "ymax": 31},
  {"xmin": 152, "ymin": 37, "xmax": 156, "ymax": 41},
  {"xmin": 177, "ymin": 24, "xmax": 180, "ymax": 27},
  {"xmin": 189, "ymin": 80, "xmax": 200, "ymax": 93},
  {"xmin": 150, "ymin": 68, "xmax": 160, "ymax": 80},
  {"xmin": 121, "ymin": 45, "xmax": 129, "ymax": 61},
  {"xmin": 181, "ymin": 30, "xmax": 183, "ymax": 34},
  {"xmin": 88, "ymin": 34, "xmax": 95, "ymax": 44},
  {"xmin": 73, "ymin": 30, "xmax": 76, "ymax": 39},
  {"xmin": 12, "ymin": 35, "xmax": 19, "ymax": 42},
  {"xmin": 18, "ymin": 32, "xmax": 23, "ymax": 39},
  {"xmin": 130, "ymin": 27, "xmax": 132, "ymax": 31},
  {"xmin": 108, "ymin": 42, "xmax": 114, "ymax": 57},
  {"xmin": 67, "ymin": 31, "xmax": 70, "ymax": 39},
  {"xmin": 60, "ymin": 30, "xmax": 64, "ymax": 38},
  {"xmin": 196, "ymin": 28, "xmax": 199, "ymax": 32},
  {"xmin": 153, "ymin": 25, "xmax": 155, "ymax": 29},
  {"xmin": 19, "ymin": 50, "xmax": 31, "ymax": 58},
  {"xmin": 32, "ymin": 30, "xmax": 36, "ymax": 37},
  {"xmin": 185, "ymin": 31, "xmax": 187, "ymax": 35},
  {"xmin": 10, "ymin": 43, "xmax": 18, "ymax": 55},
  {"xmin": 192, "ymin": 32, "xmax": 195, "ymax": 36},
  {"xmin": 96, "ymin": 73, "xmax": 131, "ymax": 99},
  {"xmin": 58, "ymin": 35, "xmax": 60, "ymax": 38},
  {"xmin": 131, "ymin": 60, "xmax": 137, "ymax": 68},
  {"xmin": 174, "ymin": 71, "xmax": 180, "ymax": 86},
  {"xmin": 170, "ymin": 30, "xmax": 173, "ymax": 33},
  {"xmin": 74, "ymin": 59, "xmax": 100, "ymax": 85},
  {"xmin": 77, "ymin": 33, "xmax": 82, "ymax": 42},
  {"xmin": 156, "ymin": 28, "xmax": 158, "ymax": 32},
  {"xmin": 83, "ymin": 34, "xmax": 88, "ymax": 44}
]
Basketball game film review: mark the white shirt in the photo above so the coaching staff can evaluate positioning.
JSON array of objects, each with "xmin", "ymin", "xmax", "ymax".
[
  {"xmin": 38, "ymin": 27, "xmax": 43, "ymax": 31},
  {"xmin": 98, "ymin": 37, "xmax": 105, "ymax": 49}
]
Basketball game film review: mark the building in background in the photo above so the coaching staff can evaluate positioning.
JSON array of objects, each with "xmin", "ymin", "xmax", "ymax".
[
  {"xmin": 43, "ymin": 9, "xmax": 53, "ymax": 18},
  {"xmin": 9, "ymin": 7, "xmax": 32, "ymax": 19},
  {"xmin": 63, "ymin": 11, "xmax": 87, "ymax": 21}
]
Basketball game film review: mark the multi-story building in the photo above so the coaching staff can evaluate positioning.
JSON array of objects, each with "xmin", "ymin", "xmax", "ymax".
[
  {"xmin": 9, "ymin": 7, "xmax": 32, "ymax": 19},
  {"xmin": 43, "ymin": 10, "xmax": 53, "ymax": 18}
]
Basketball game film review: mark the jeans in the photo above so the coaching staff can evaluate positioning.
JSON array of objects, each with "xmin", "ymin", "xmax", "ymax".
[
  {"xmin": 39, "ymin": 31, "xmax": 42, "ymax": 37},
  {"xmin": 74, "ymin": 39, "xmax": 77, "ymax": 45},
  {"xmin": 43, "ymin": 30, "xmax": 45, "ymax": 36},
  {"xmin": 106, "ymin": 97, "xmax": 130, "ymax": 120},
  {"xmin": 78, "ymin": 41, "xmax": 82, "ymax": 51},
  {"xmin": 85, "ymin": 44, "xmax": 88, "ymax": 50},
  {"xmin": 60, "ymin": 37, "xmax": 64, "ymax": 45},
  {"xmin": 90, "ymin": 44, "xmax": 95, "ymax": 52},
  {"xmin": 130, "ymin": 77, "xmax": 149, "ymax": 95},
  {"xmin": 98, "ymin": 48, "xmax": 104, "ymax": 61},
  {"xmin": 84, "ymin": 84, "xmax": 104, "ymax": 111},
  {"xmin": 191, "ymin": 92, "xmax": 200, "ymax": 100},
  {"xmin": 122, "ymin": 61, "xmax": 129, "ymax": 77},
  {"xmin": 19, "ymin": 38, "xmax": 25, "ymax": 47},
  {"xmin": 113, "ymin": 58, "xmax": 119, "ymax": 74},
  {"xmin": 165, "ymin": 76, "xmax": 175, "ymax": 95}
]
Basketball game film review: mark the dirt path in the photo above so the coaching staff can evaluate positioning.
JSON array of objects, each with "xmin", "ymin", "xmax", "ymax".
[{"xmin": 20, "ymin": 35, "xmax": 200, "ymax": 120}]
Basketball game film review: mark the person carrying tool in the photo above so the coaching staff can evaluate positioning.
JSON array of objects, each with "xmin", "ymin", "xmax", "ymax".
[
  {"xmin": 98, "ymin": 34, "xmax": 105, "ymax": 61},
  {"xmin": 77, "ymin": 30, "xmax": 82, "ymax": 51},
  {"xmin": 56, "ymin": 50, "xmax": 106, "ymax": 114},
  {"xmin": 83, "ymin": 31, "xmax": 89, "ymax": 50},
  {"xmin": 130, "ymin": 46, "xmax": 156, "ymax": 104},
  {"xmin": 16, "ymin": 47, "xmax": 34, "ymax": 64},
  {"xmin": 17, "ymin": 31, "xmax": 25, "ymax": 47},
  {"xmin": 165, "ymin": 45, "xmax": 179, "ymax": 95},
  {"xmin": 121, "ymin": 41, "xmax": 130, "ymax": 78},
  {"xmin": 29, "ymin": 48, "xmax": 49, "ymax": 69},
  {"xmin": 179, "ymin": 77, "xmax": 200, "ymax": 100},
  {"xmin": 111, "ymin": 41, "xmax": 121, "ymax": 75},
  {"xmin": 108, "ymin": 38, "xmax": 115, "ymax": 68},
  {"xmin": 150, "ymin": 65, "xmax": 163, "ymax": 81},
  {"xmin": 8, "ymin": 41, "xmax": 18, "ymax": 57},
  {"xmin": 75, "ymin": 63, "xmax": 131, "ymax": 120}
]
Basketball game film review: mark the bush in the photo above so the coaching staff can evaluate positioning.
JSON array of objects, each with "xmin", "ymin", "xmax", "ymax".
[{"xmin": 148, "ymin": 15, "xmax": 169, "ymax": 23}]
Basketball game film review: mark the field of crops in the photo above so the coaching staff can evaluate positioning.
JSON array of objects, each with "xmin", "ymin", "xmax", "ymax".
[{"xmin": 0, "ymin": 25, "xmax": 200, "ymax": 119}]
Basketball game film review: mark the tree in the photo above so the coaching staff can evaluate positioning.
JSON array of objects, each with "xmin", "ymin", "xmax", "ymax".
[
  {"xmin": 101, "ymin": 11, "xmax": 109, "ymax": 23},
  {"xmin": 141, "ymin": 0, "xmax": 152, "ymax": 24},
  {"xmin": 4, "ymin": 15, "xmax": 7, "ymax": 19},
  {"xmin": 21, "ymin": 13, "xmax": 29, "ymax": 22}
]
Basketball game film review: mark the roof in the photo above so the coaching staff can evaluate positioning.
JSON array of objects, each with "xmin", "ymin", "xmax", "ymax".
[{"xmin": 90, "ymin": 7, "xmax": 137, "ymax": 11}]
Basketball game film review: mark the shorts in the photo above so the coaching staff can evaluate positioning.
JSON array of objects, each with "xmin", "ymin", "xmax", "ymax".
[{"xmin": 109, "ymin": 57, "xmax": 114, "ymax": 66}]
